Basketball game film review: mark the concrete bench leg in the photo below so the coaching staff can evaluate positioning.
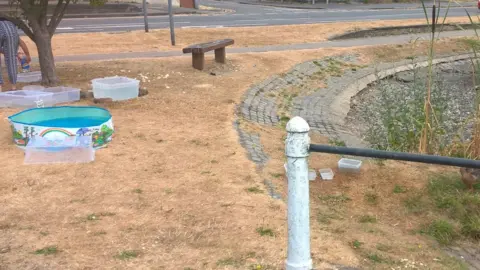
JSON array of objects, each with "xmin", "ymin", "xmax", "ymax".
[
  {"xmin": 192, "ymin": 52, "xmax": 205, "ymax": 70},
  {"xmin": 215, "ymin": 47, "xmax": 226, "ymax": 64}
]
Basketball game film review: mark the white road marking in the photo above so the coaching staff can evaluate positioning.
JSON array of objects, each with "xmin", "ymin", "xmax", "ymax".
[
  {"xmin": 56, "ymin": 27, "xmax": 74, "ymax": 30},
  {"xmin": 181, "ymin": 25, "xmax": 207, "ymax": 28}
]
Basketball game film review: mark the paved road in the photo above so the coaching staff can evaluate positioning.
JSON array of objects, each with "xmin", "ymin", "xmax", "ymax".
[{"xmin": 52, "ymin": 0, "xmax": 479, "ymax": 34}]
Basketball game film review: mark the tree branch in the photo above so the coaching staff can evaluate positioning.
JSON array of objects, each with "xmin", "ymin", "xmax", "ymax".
[
  {"xmin": 39, "ymin": 0, "xmax": 48, "ymax": 26},
  {"xmin": 0, "ymin": 12, "xmax": 34, "ymax": 40},
  {"xmin": 47, "ymin": 0, "xmax": 69, "ymax": 36}
]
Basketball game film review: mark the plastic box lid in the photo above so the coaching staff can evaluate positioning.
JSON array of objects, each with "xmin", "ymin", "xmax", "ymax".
[{"xmin": 24, "ymin": 136, "xmax": 95, "ymax": 164}]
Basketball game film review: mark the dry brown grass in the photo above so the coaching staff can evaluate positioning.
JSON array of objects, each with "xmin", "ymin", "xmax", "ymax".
[
  {"xmin": 0, "ymin": 38, "xmax": 472, "ymax": 269},
  {"xmin": 20, "ymin": 16, "xmax": 473, "ymax": 57}
]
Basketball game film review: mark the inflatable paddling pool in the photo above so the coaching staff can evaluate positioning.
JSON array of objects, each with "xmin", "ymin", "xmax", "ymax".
[{"xmin": 8, "ymin": 106, "xmax": 114, "ymax": 149}]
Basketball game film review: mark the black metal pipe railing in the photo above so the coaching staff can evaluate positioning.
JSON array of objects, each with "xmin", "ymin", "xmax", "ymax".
[{"xmin": 309, "ymin": 144, "xmax": 480, "ymax": 169}]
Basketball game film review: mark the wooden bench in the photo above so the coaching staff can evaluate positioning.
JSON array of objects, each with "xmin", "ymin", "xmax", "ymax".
[{"xmin": 182, "ymin": 39, "xmax": 234, "ymax": 71}]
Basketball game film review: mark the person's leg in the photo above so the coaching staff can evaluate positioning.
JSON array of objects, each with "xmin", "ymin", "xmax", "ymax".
[
  {"xmin": 2, "ymin": 22, "xmax": 18, "ymax": 90},
  {"xmin": 0, "ymin": 24, "xmax": 7, "ymax": 92}
]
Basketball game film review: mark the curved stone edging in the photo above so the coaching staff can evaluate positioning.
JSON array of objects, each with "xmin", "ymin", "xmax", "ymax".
[
  {"xmin": 238, "ymin": 53, "xmax": 476, "ymax": 149},
  {"xmin": 328, "ymin": 23, "xmax": 473, "ymax": 40},
  {"xmin": 328, "ymin": 53, "xmax": 474, "ymax": 145}
]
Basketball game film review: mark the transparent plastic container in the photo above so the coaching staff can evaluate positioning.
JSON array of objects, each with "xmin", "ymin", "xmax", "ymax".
[
  {"xmin": 0, "ymin": 90, "xmax": 53, "ymax": 108},
  {"xmin": 319, "ymin": 168, "xmax": 334, "ymax": 180},
  {"xmin": 22, "ymin": 85, "xmax": 44, "ymax": 91},
  {"xmin": 24, "ymin": 136, "xmax": 95, "ymax": 164},
  {"xmin": 91, "ymin": 76, "xmax": 139, "ymax": 101},
  {"xmin": 17, "ymin": 71, "xmax": 41, "ymax": 83},
  {"xmin": 40, "ymin": 86, "xmax": 80, "ymax": 104},
  {"xmin": 338, "ymin": 158, "xmax": 362, "ymax": 173},
  {"xmin": 308, "ymin": 169, "xmax": 317, "ymax": 181}
]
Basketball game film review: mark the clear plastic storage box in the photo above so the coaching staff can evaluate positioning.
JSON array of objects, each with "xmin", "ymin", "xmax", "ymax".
[
  {"xmin": 17, "ymin": 71, "xmax": 42, "ymax": 83},
  {"xmin": 92, "ymin": 76, "xmax": 139, "ymax": 101},
  {"xmin": 338, "ymin": 158, "xmax": 362, "ymax": 173},
  {"xmin": 40, "ymin": 86, "xmax": 80, "ymax": 104},
  {"xmin": 24, "ymin": 136, "xmax": 95, "ymax": 164},
  {"xmin": 22, "ymin": 85, "xmax": 44, "ymax": 91},
  {"xmin": 0, "ymin": 90, "xmax": 53, "ymax": 108},
  {"xmin": 319, "ymin": 168, "xmax": 334, "ymax": 180}
]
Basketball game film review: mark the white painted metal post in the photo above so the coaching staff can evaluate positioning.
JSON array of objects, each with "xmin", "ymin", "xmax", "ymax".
[{"xmin": 285, "ymin": 116, "xmax": 312, "ymax": 270}]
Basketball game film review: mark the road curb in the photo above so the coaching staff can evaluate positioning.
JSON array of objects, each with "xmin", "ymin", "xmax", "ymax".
[
  {"xmin": 60, "ymin": 10, "xmax": 216, "ymax": 18},
  {"xmin": 236, "ymin": 0, "xmax": 475, "ymax": 10},
  {"xmin": 328, "ymin": 23, "xmax": 474, "ymax": 40}
]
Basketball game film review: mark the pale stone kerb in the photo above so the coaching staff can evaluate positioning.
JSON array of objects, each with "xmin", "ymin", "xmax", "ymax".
[
  {"xmin": 286, "ymin": 117, "xmax": 311, "ymax": 158},
  {"xmin": 329, "ymin": 53, "xmax": 476, "ymax": 127}
]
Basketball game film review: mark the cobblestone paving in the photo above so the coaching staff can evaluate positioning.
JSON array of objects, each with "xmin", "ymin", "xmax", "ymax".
[
  {"xmin": 239, "ymin": 54, "xmax": 367, "ymax": 146},
  {"xmin": 233, "ymin": 120, "xmax": 269, "ymax": 167}
]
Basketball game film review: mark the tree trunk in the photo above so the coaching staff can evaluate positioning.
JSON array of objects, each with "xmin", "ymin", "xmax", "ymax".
[{"xmin": 34, "ymin": 30, "xmax": 58, "ymax": 86}]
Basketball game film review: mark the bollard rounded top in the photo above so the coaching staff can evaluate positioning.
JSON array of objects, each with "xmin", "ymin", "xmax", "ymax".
[{"xmin": 286, "ymin": 116, "xmax": 310, "ymax": 133}]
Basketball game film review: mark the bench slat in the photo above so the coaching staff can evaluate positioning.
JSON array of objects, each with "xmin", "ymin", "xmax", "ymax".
[{"xmin": 182, "ymin": 39, "xmax": 234, "ymax": 54}]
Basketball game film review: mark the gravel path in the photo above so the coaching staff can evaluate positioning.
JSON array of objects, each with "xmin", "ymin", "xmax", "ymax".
[{"xmin": 346, "ymin": 59, "xmax": 476, "ymax": 150}]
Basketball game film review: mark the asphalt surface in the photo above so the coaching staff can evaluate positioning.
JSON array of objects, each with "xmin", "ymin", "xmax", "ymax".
[{"xmin": 51, "ymin": 0, "xmax": 480, "ymax": 34}]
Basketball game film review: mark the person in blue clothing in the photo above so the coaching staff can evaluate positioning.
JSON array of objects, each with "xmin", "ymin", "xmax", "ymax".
[{"xmin": 0, "ymin": 19, "xmax": 31, "ymax": 91}]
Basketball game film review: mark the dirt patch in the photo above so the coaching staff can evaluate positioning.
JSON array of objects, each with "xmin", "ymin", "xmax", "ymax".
[
  {"xmin": 19, "ymin": 16, "xmax": 473, "ymax": 57},
  {"xmin": 330, "ymin": 23, "xmax": 476, "ymax": 40},
  {"xmin": 0, "ymin": 40, "xmax": 474, "ymax": 269}
]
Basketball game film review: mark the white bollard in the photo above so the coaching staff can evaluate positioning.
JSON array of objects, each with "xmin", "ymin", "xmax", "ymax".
[{"xmin": 285, "ymin": 116, "xmax": 312, "ymax": 270}]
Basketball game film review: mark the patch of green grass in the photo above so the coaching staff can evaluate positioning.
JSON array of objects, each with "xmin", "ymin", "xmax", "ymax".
[
  {"xmin": 217, "ymin": 257, "xmax": 242, "ymax": 266},
  {"xmin": 328, "ymin": 138, "xmax": 346, "ymax": 147},
  {"xmin": 313, "ymin": 60, "xmax": 323, "ymax": 67},
  {"xmin": 364, "ymin": 192, "xmax": 379, "ymax": 205},
  {"xmin": 367, "ymin": 253, "xmax": 385, "ymax": 263},
  {"xmin": 256, "ymin": 227, "xmax": 275, "ymax": 237},
  {"xmin": 190, "ymin": 139, "xmax": 209, "ymax": 146},
  {"xmin": 352, "ymin": 240, "xmax": 363, "ymax": 249},
  {"xmin": 94, "ymin": 231, "xmax": 107, "ymax": 236},
  {"xmin": 163, "ymin": 188, "xmax": 173, "ymax": 194},
  {"xmin": 246, "ymin": 186, "xmax": 263, "ymax": 194},
  {"xmin": 426, "ymin": 219, "xmax": 457, "ymax": 245},
  {"xmin": 317, "ymin": 209, "xmax": 343, "ymax": 224},
  {"xmin": 461, "ymin": 215, "xmax": 480, "ymax": 240},
  {"xmin": 115, "ymin": 250, "xmax": 139, "ymax": 260},
  {"xmin": 358, "ymin": 215, "xmax": 377, "ymax": 223},
  {"xmin": 403, "ymin": 193, "xmax": 428, "ymax": 214},
  {"xmin": 376, "ymin": 243, "xmax": 392, "ymax": 252},
  {"xmin": 133, "ymin": 188, "xmax": 143, "ymax": 194},
  {"xmin": 249, "ymin": 264, "xmax": 275, "ymax": 270},
  {"xmin": 40, "ymin": 231, "xmax": 49, "ymax": 236},
  {"xmin": 279, "ymin": 116, "xmax": 291, "ymax": 128},
  {"xmin": 372, "ymin": 158, "xmax": 386, "ymax": 166},
  {"xmin": 270, "ymin": 173, "xmax": 283, "ymax": 178},
  {"xmin": 34, "ymin": 246, "xmax": 58, "ymax": 255},
  {"xmin": 438, "ymin": 254, "xmax": 470, "ymax": 270},
  {"xmin": 426, "ymin": 174, "xmax": 480, "ymax": 241},
  {"xmin": 319, "ymin": 193, "xmax": 351, "ymax": 206},
  {"xmin": 393, "ymin": 185, "xmax": 407, "ymax": 194}
]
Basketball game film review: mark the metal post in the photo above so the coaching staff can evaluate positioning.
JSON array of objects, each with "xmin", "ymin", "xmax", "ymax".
[
  {"xmin": 168, "ymin": 0, "xmax": 176, "ymax": 46},
  {"xmin": 143, "ymin": 0, "xmax": 149, "ymax": 33},
  {"xmin": 285, "ymin": 116, "xmax": 312, "ymax": 270}
]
